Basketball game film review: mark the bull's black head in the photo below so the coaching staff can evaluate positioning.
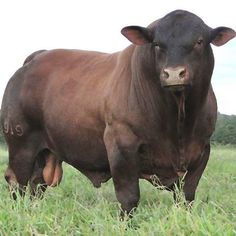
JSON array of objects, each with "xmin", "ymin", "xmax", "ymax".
[{"xmin": 121, "ymin": 10, "xmax": 236, "ymax": 92}]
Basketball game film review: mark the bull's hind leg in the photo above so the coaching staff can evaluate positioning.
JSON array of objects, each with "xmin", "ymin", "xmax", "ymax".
[
  {"xmin": 5, "ymin": 134, "xmax": 63, "ymax": 198},
  {"xmin": 4, "ymin": 132, "xmax": 44, "ymax": 198},
  {"xmin": 29, "ymin": 150, "xmax": 47, "ymax": 197}
]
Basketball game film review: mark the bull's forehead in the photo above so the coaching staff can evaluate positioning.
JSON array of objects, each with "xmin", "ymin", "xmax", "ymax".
[{"xmin": 154, "ymin": 10, "xmax": 210, "ymax": 46}]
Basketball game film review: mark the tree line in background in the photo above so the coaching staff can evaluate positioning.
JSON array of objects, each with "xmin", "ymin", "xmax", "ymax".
[
  {"xmin": 0, "ymin": 131, "xmax": 4, "ymax": 144},
  {"xmin": 0, "ymin": 112, "xmax": 236, "ymax": 146},
  {"xmin": 211, "ymin": 113, "xmax": 236, "ymax": 145}
]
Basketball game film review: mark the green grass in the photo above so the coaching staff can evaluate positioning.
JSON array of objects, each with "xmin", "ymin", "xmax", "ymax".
[{"xmin": 0, "ymin": 144, "xmax": 235, "ymax": 235}]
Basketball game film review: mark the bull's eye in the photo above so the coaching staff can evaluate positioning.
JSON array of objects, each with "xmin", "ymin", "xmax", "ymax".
[
  {"xmin": 196, "ymin": 38, "xmax": 203, "ymax": 46},
  {"xmin": 153, "ymin": 42, "xmax": 166, "ymax": 53},
  {"xmin": 153, "ymin": 42, "xmax": 160, "ymax": 49},
  {"xmin": 197, "ymin": 39, "xmax": 203, "ymax": 45}
]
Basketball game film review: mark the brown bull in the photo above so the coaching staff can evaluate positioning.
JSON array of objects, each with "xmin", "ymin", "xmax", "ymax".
[{"xmin": 1, "ymin": 10, "xmax": 235, "ymax": 216}]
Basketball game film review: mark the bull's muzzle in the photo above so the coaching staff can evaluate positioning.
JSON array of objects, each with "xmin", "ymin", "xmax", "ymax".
[{"xmin": 160, "ymin": 66, "xmax": 190, "ymax": 91}]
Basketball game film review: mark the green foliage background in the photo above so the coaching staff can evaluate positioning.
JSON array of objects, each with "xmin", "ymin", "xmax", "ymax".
[
  {"xmin": 0, "ymin": 126, "xmax": 4, "ymax": 144},
  {"xmin": 211, "ymin": 113, "xmax": 236, "ymax": 145}
]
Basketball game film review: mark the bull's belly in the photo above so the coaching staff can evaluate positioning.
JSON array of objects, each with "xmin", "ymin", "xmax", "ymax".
[
  {"xmin": 44, "ymin": 121, "xmax": 205, "ymax": 189},
  {"xmin": 58, "ymin": 141, "xmax": 111, "ymax": 188},
  {"xmin": 44, "ymin": 125, "xmax": 112, "ymax": 187},
  {"xmin": 57, "ymin": 140, "xmax": 109, "ymax": 169},
  {"xmin": 62, "ymin": 142, "xmax": 109, "ymax": 170}
]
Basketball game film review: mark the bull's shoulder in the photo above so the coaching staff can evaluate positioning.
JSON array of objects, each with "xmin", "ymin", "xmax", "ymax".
[{"xmin": 194, "ymin": 85, "xmax": 217, "ymax": 138}]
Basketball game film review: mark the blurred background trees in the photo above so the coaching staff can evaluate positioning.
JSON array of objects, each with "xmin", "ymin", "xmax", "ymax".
[{"xmin": 211, "ymin": 113, "xmax": 236, "ymax": 145}]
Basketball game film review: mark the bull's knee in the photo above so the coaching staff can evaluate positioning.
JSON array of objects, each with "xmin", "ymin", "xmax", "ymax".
[
  {"xmin": 4, "ymin": 166, "xmax": 27, "ymax": 199},
  {"xmin": 10, "ymin": 160, "xmax": 34, "ymax": 186},
  {"xmin": 4, "ymin": 166, "xmax": 17, "ymax": 185}
]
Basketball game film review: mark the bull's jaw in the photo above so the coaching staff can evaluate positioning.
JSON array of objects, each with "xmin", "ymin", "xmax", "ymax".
[
  {"xmin": 161, "ymin": 80, "xmax": 190, "ymax": 91},
  {"xmin": 164, "ymin": 85, "xmax": 189, "ymax": 93}
]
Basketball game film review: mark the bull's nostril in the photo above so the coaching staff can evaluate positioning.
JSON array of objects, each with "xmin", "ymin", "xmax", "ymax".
[
  {"xmin": 163, "ymin": 70, "xmax": 169, "ymax": 79},
  {"xmin": 179, "ymin": 69, "xmax": 186, "ymax": 79}
]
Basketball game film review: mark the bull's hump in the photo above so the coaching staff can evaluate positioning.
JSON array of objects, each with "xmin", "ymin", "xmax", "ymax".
[{"xmin": 38, "ymin": 49, "xmax": 109, "ymax": 66}]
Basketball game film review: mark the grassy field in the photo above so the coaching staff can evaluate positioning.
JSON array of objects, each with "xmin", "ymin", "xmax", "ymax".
[{"xmin": 0, "ymin": 144, "xmax": 235, "ymax": 235}]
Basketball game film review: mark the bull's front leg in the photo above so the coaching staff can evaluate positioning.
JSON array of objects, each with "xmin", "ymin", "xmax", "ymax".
[
  {"xmin": 104, "ymin": 122, "xmax": 141, "ymax": 217},
  {"xmin": 183, "ymin": 143, "xmax": 210, "ymax": 203}
]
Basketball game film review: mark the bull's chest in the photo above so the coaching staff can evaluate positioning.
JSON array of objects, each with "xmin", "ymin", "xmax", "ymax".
[{"xmin": 139, "ymin": 139, "xmax": 204, "ymax": 187}]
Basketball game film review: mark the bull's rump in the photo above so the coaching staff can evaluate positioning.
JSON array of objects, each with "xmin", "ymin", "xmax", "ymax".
[{"xmin": 1, "ymin": 49, "xmax": 116, "ymax": 170}]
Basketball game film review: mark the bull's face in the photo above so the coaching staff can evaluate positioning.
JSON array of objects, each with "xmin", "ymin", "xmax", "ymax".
[{"xmin": 121, "ymin": 10, "xmax": 236, "ymax": 92}]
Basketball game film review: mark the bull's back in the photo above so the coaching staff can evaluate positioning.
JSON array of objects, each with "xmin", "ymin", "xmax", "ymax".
[{"xmin": 20, "ymin": 49, "xmax": 116, "ymax": 119}]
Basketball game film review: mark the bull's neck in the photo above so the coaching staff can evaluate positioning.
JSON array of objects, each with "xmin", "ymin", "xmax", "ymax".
[
  {"xmin": 129, "ymin": 45, "xmax": 212, "ymax": 174},
  {"xmin": 130, "ymin": 45, "xmax": 211, "ymax": 139}
]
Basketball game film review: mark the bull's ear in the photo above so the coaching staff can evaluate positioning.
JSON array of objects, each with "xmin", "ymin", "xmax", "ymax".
[
  {"xmin": 211, "ymin": 27, "xmax": 236, "ymax": 46},
  {"xmin": 121, "ymin": 26, "xmax": 153, "ymax": 45}
]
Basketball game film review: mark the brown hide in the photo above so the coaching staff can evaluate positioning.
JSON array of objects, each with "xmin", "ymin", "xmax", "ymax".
[{"xmin": 1, "ymin": 10, "xmax": 235, "ymax": 215}]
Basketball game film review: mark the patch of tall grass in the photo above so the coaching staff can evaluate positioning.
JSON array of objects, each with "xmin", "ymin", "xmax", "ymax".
[{"xmin": 0, "ymin": 145, "xmax": 235, "ymax": 235}]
